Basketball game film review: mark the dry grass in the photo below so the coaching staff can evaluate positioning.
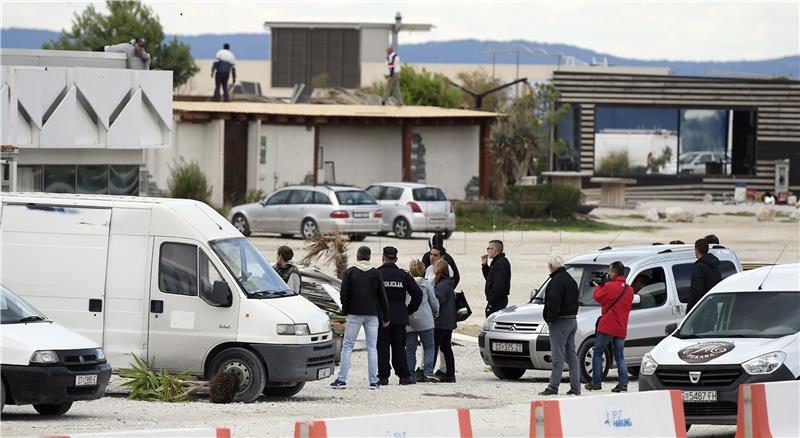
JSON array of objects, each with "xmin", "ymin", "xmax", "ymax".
[{"xmin": 301, "ymin": 227, "xmax": 350, "ymax": 279}]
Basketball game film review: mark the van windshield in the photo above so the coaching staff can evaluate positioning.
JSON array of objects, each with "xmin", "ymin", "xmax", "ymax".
[
  {"xmin": 676, "ymin": 292, "xmax": 800, "ymax": 339},
  {"xmin": 210, "ymin": 238, "xmax": 295, "ymax": 298},
  {"xmin": 1, "ymin": 286, "xmax": 49, "ymax": 324},
  {"xmin": 532, "ymin": 264, "xmax": 623, "ymax": 307}
]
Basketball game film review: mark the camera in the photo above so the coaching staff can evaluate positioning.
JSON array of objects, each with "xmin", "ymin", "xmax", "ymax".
[{"xmin": 592, "ymin": 270, "xmax": 611, "ymax": 286}]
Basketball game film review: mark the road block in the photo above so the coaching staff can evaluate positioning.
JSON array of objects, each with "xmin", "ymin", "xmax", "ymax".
[
  {"xmin": 45, "ymin": 428, "xmax": 231, "ymax": 438},
  {"xmin": 736, "ymin": 380, "xmax": 800, "ymax": 438},
  {"xmin": 294, "ymin": 408, "xmax": 472, "ymax": 438},
  {"xmin": 530, "ymin": 390, "xmax": 686, "ymax": 437}
]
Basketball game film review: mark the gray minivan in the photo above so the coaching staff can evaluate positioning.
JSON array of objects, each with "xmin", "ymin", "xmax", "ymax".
[{"xmin": 478, "ymin": 243, "xmax": 742, "ymax": 382}]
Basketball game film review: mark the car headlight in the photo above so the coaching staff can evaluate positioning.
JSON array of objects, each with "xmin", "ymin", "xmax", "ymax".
[
  {"xmin": 277, "ymin": 323, "xmax": 311, "ymax": 336},
  {"xmin": 30, "ymin": 350, "xmax": 59, "ymax": 364},
  {"xmin": 540, "ymin": 324, "xmax": 549, "ymax": 334},
  {"xmin": 482, "ymin": 318, "xmax": 493, "ymax": 331},
  {"xmin": 641, "ymin": 353, "xmax": 658, "ymax": 376},
  {"xmin": 742, "ymin": 351, "xmax": 786, "ymax": 375},
  {"xmin": 95, "ymin": 348, "xmax": 106, "ymax": 361}
]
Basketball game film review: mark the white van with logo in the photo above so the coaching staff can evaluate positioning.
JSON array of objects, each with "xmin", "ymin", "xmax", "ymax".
[
  {"xmin": 0, "ymin": 193, "xmax": 334, "ymax": 402},
  {"xmin": 639, "ymin": 263, "xmax": 800, "ymax": 428}
]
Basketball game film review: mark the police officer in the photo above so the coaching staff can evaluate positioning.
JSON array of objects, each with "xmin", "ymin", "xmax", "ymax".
[{"xmin": 377, "ymin": 246, "xmax": 422, "ymax": 385}]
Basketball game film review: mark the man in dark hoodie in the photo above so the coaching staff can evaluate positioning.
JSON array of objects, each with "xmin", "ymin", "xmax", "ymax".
[
  {"xmin": 482, "ymin": 240, "xmax": 511, "ymax": 317},
  {"xmin": 377, "ymin": 247, "xmax": 423, "ymax": 385},
  {"xmin": 422, "ymin": 233, "xmax": 460, "ymax": 287},
  {"xmin": 688, "ymin": 238, "xmax": 722, "ymax": 311}
]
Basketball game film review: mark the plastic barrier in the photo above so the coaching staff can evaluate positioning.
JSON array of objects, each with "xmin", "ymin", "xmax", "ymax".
[
  {"xmin": 530, "ymin": 390, "xmax": 686, "ymax": 438},
  {"xmin": 736, "ymin": 380, "xmax": 800, "ymax": 438},
  {"xmin": 294, "ymin": 408, "xmax": 472, "ymax": 438},
  {"xmin": 46, "ymin": 428, "xmax": 231, "ymax": 438}
]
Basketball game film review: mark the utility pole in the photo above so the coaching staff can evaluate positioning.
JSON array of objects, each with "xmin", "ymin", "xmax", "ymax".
[{"xmin": 499, "ymin": 45, "xmax": 547, "ymax": 99}]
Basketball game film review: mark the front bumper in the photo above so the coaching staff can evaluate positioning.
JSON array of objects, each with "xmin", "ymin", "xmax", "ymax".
[
  {"xmin": 639, "ymin": 364, "xmax": 796, "ymax": 425},
  {"xmin": 478, "ymin": 330, "xmax": 554, "ymax": 370},
  {"xmin": 2, "ymin": 362, "xmax": 112, "ymax": 406},
  {"xmin": 251, "ymin": 340, "xmax": 336, "ymax": 383}
]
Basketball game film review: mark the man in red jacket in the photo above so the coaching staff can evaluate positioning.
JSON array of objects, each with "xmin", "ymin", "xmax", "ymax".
[{"xmin": 585, "ymin": 261, "xmax": 633, "ymax": 392}]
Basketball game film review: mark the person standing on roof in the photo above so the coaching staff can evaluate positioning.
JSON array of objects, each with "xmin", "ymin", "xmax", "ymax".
[
  {"xmin": 381, "ymin": 47, "xmax": 403, "ymax": 106},
  {"xmin": 103, "ymin": 37, "xmax": 150, "ymax": 70},
  {"xmin": 687, "ymin": 238, "xmax": 722, "ymax": 311},
  {"xmin": 211, "ymin": 43, "xmax": 237, "ymax": 102}
]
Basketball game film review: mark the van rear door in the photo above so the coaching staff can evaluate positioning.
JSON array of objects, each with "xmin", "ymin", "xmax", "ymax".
[{"xmin": 0, "ymin": 203, "xmax": 111, "ymax": 345}]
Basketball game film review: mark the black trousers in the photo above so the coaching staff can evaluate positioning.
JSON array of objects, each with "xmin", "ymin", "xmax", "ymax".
[
  {"xmin": 378, "ymin": 323, "xmax": 410, "ymax": 379},
  {"xmin": 213, "ymin": 73, "xmax": 230, "ymax": 102},
  {"xmin": 485, "ymin": 296, "xmax": 509, "ymax": 317},
  {"xmin": 433, "ymin": 328, "xmax": 455, "ymax": 378}
]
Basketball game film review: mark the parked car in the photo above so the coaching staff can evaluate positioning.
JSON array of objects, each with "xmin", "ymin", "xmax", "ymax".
[
  {"xmin": 478, "ymin": 243, "xmax": 742, "ymax": 382},
  {"xmin": 365, "ymin": 182, "xmax": 456, "ymax": 239},
  {"xmin": 1, "ymin": 285, "xmax": 112, "ymax": 415},
  {"xmin": 229, "ymin": 185, "xmax": 382, "ymax": 240},
  {"xmin": 0, "ymin": 193, "xmax": 335, "ymax": 403},
  {"xmin": 662, "ymin": 151, "xmax": 730, "ymax": 175},
  {"xmin": 639, "ymin": 263, "xmax": 800, "ymax": 428}
]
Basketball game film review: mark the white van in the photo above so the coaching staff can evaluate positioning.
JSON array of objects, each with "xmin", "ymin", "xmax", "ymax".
[
  {"xmin": 639, "ymin": 263, "xmax": 800, "ymax": 428},
  {"xmin": 1, "ymin": 285, "xmax": 111, "ymax": 415},
  {"xmin": 0, "ymin": 193, "xmax": 335, "ymax": 402}
]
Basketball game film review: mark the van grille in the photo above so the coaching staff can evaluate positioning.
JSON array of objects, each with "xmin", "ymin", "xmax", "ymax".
[
  {"xmin": 684, "ymin": 402, "xmax": 738, "ymax": 417},
  {"xmin": 656, "ymin": 366, "xmax": 743, "ymax": 388},
  {"xmin": 307, "ymin": 354, "xmax": 335, "ymax": 368},
  {"xmin": 57, "ymin": 349, "xmax": 104, "ymax": 369},
  {"xmin": 493, "ymin": 322, "xmax": 540, "ymax": 333}
]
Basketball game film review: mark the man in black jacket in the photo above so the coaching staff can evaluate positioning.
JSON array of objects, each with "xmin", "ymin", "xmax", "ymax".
[
  {"xmin": 482, "ymin": 240, "xmax": 511, "ymax": 317},
  {"xmin": 540, "ymin": 255, "xmax": 581, "ymax": 396},
  {"xmin": 330, "ymin": 247, "xmax": 389, "ymax": 390},
  {"xmin": 688, "ymin": 238, "xmax": 722, "ymax": 311},
  {"xmin": 377, "ymin": 246, "xmax": 423, "ymax": 385},
  {"xmin": 422, "ymin": 233, "xmax": 460, "ymax": 287}
]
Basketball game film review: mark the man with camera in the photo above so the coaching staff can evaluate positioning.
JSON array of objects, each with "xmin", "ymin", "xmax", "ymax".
[{"xmin": 585, "ymin": 261, "xmax": 633, "ymax": 393}]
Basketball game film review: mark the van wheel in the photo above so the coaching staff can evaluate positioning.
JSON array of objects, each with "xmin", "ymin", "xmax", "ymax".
[
  {"xmin": 577, "ymin": 339, "xmax": 610, "ymax": 384},
  {"xmin": 263, "ymin": 382, "xmax": 305, "ymax": 397},
  {"xmin": 232, "ymin": 214, "xmax": 251, "ymax": 236},
  {"xmin": 209, "ymin": 348, "xmax": 266, "ymax": 403},
  {"xmin": 301, "ymin": 219, "xmax": 319, "ymax": 240},
  {"xmin": 393, "ymin": 218, "xmax": 411, "ymax": 239},
  {"xmin": 491, "ymin": 366, "xmax": 526, "ymax": 380},
  {"xmin": 34, "ymin": 402, "xmax": 72, "ymax": 415}
]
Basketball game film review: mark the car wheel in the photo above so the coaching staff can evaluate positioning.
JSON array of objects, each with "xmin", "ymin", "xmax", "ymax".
[
  {"xmin": 442, "ymin": 229, "xmax": 453, "ymax": 240},
  {"xmin": 628, "ymin": 366, "xmax": 640, "ymax": 378},
  {"xmin": 393, "ymin": 217, "xmax": 411, "ymax": 239},
  {"xmin": 490, "ymin": 366, "xmax": 526, "ymax": 380},
  {"xmin": 577, "ymin": 338, "xmax": 610, "ymax": 384},
  {"xmin": 209, "ymin": 347, "xmax": 266, "ymax": 403},
  {"xmin": 350, "ymin": 233, "xmax": 367, "ymax": 242},
  {"xmin": 301, "ymin": 219, "xmax": 319, "ymax": 240},
  {"xmin": 232, "ymin": 214, "xmax": 251, "ymax": 237},
  {"xmin": 263, "ymin": 382, "xmax": 305, "ymax": 397},
  {"xmin": 33, "ymin": 402, "xmax": 73, "ymax": 415}
]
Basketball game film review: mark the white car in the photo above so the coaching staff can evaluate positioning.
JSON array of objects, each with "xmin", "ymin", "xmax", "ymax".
[
  {"xmin": 1, "ymin": 285, "xmax": 111, "ymax": 415},
  {"xmin": 365, "ymin": 182, "xmax": 456, "ymax": 239},
  {"xmin": 639, "ymin": 263, "xmax": 800, "ymax": 428}
]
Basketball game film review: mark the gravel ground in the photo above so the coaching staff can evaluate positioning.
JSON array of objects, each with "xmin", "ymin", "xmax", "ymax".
[{"xmin": 2, "ymin": 200, "xmax": 794, "ymax": 437}]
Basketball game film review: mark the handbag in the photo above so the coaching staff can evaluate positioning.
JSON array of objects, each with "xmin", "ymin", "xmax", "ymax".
[
  {"xmin": 595, "ymin": 285, "xmax": 629, "ymax": 333},
  {"xmin": 455, "ymin": 290, "xmax": 472, "ymax": 322}
]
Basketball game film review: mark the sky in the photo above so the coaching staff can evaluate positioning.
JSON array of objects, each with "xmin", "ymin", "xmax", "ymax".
[{"xmin": 1, "ymin": 0, "xmax": 798, "ymax": 61}]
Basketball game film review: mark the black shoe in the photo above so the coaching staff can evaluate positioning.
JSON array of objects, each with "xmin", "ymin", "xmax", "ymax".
[
  {"xmin": 439, "ymin": 375, "xmax": 456, "ymax": 383},
  {"xmin": 584, "ymin": 383, "xmax": 602, "ymax": 391},
  {"xmin": 379, "ymin": 377, "xmax": 389, "ymax": 386},
  {"xmin": 538, "ymin": 389, "xmax": 558, "ymax": 396},
  {"xmin": 399, "ymin": 377, "xmax": 416, "ymax": 385},
  {"xmin": 434, "ymin": 370, "xmax": 447, "ymax": 379},
  {"xmin": 566, "ymin": 390, "xmax": 581, "ymax": 396},
  {"xmin": 611, "ymin": 384, "xmax": 628, "ymax": 393}
]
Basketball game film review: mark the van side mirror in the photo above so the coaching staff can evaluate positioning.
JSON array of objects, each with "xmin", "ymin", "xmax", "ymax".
[
  {"xmin": 205, "ymin": 281, "xmax": 233, "ymax": 307},
  {"xmin": 665, "ymin": 323, "xmax": 678, "ymax": 335},
  {"xmin": 530, "ymin": 288, "xmax": 539, "ymax": 302}
]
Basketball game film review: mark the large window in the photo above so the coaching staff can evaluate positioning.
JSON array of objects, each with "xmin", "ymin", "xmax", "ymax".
[
  {"xmin": 16, "ymin": 164, "xmax": 139, "ymax": 195},
  {"xmin": 554, "ymin": 106, "xmax": 579, "ymax": 171}
]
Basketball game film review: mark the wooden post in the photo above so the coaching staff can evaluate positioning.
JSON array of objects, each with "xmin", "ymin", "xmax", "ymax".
[
  {"xmin": 313, "ymin": 125, "xmax": 320, "ymax": 186},
  {"xmin": 402, "ymin": 123, "xmax": 412, "ymax": 182},
  {"xmin": 479, "ymin": 121, "xmax": 492, "ymax": 198}
]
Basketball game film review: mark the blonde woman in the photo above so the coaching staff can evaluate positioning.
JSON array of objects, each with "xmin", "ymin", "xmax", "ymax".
[
  {"xmin": 432, "ymin": 259, "xmax": 457, "ymax": 383},
  {"xmin": 405, "ymin": 260, "xmax": 439, "ymax": 382}
]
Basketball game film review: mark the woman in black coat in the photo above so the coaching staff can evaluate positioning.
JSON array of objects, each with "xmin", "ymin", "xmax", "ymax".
[{"xmin": 432, "ymin": 259, "xmax": 457, "ymax": 383}]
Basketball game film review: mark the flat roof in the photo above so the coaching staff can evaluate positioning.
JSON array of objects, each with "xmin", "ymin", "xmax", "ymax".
[{"xmin": 264, "ymin": 21, "xmax": 433, "ymax": 31}]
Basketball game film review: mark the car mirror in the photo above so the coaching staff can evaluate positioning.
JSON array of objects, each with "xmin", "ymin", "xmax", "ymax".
[
  {"xmin": 530, "ymin": 288, "xmax": 539, "ymax": 301},
  {"xmin": 665, "ymin": 323, "xmax": 678, "ymax": 335},
  {"xmin": 632, "ymin": 294, "xmax": 642, "ymax": 304},
  {"xmin": 205, "ymin": 281, "xmax": 233, "ymax": 307}
]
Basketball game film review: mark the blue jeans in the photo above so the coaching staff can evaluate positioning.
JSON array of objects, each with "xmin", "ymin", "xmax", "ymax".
[
  {"xmin": 405, "ymin": 329, "xmax": 435, "ymax": 379},
  {"xmin": 592, "ymin": 332, "xmax": 628, "ymax": 385},
  {"xmin": 337, "ymin": 314, "xmax": 379, "ymax": 384}
]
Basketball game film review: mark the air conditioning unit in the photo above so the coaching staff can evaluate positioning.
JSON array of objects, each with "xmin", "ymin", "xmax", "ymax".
[{"xmin": 774, "ymin": 159, "xmax": 790, "ymax": 193}]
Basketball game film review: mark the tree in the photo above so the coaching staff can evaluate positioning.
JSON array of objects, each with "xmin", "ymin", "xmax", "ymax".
[
  {"xmin": 364, "ymin": 66, "xmax": 461, "ymax": 108},
  {"xmin": 454, "ymin": 68, "xmax": 507, "ymax": 111},
  {"xmin": 490, "ymin": 83, "xmax": 570, "ymax": 192},
  {"xmin": 43, "ymin": 0, "xmax": 199, "ymax": 88}
]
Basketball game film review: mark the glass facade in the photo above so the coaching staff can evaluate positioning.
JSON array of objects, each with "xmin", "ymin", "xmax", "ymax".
[
  {"xmin": 17, "ymin": 164, "xmax": 139, "ymax": 196},
  {"xmin": 554, "ymin": 106, "xmax": 579, "ymax": 171}
]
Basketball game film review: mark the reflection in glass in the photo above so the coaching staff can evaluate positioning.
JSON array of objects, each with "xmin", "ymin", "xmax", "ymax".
[
  {"xmin": 17, "ymin": 165, "xmax": 43, "ymax": 192},
  {"xmin": 555, "ymin": 106, "xmax": 579, "ymax": 171},
  {"xmin": 77, "ymin": 165, "xmax": 109, "ymax": 194},
  {"xmin": 43, "ymin": 166, "xmax": 76, "ymax": 193},
  {"xmin": 594, "ymin": 107, "xmax": 678, "ymax": 175},
  {"xmin": 673, "ymin": 109, "xmax": 729, "ymax": 175},
  {"xmin": 109, "ymin": 165, "xmax": 140, "ymax": 196}
]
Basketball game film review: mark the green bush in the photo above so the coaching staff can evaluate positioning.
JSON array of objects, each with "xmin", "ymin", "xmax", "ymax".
[
  {"xmin": 168, "ymin": 159, "xmax": 212, "ymax": 204},
  {"xmin": 504, "ymin": 184, "xmax": 583, "ymax": 219},
  {"xmin": 245, "ymin": 189, "xmax": 266, "ymax": 204},
  {"xmin": 598, "ymin": 150, "xmax": 631, "ymax": 175}
]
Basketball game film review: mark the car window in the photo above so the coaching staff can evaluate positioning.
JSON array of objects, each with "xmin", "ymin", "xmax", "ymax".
[
  {"xmin": 672, "ymin": 260, "xmax": 738, "ymax": 303},
  {"xmin": 313, "ymin": 191, "xmax": 332, "ymax": 205},
  {"xmin": 534, "ymin": 264, "xmax": 629, "ymax": 306},
  {"xmin": 288, "ymin": 190, "xmax": 313, "ymax": 205},
  {"xmin": 199, "ymin": 250, "xmax": 225, "ymax": 305},
  {"xmin": 412, "ymin": 187, "xmax": 447, "ymax": 201},
  {"xmin": 335, "ymin": 190, "xmax": 377, "ymax": 205},
  {"xmin": 266, "ymin": 190, "xmax": 290, "ymax": 205},
  {"xmin": 631, "ymin": 267, "xmax": 667, "ymax": 309},
  {"xmin": 159, "ymin": 243, "xmax": 198, "ymax": 296},
  {"xmin": 366, "ymin": 185, "xmax": 383, "ymax": 200},
  {"xmin": 384, "ymin": 187, "xmax": 404, "ymax": 201}
]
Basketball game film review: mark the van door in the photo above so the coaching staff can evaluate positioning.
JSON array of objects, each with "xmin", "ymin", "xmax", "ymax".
[
  {"xmin": 623, "ymin": 265, "xmax": 674, "ymax": 362},
  {"xmin": 669, "ymin": 258, "xmax": 740, "ymax": 320},
  {"xmin": 0, "ymin": 203, "xmax": 110, "ymax": 345},
  {"xmin": 147, "ymin": 237, "xmax": 239, "ymax": 374}
]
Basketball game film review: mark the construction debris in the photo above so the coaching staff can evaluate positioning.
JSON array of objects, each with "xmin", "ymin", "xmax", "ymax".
[
  {"xmin": 311, "ymin": 87, "xmax": 386, "ymax": 105},
  {"xmin": 757, "ymin": 206, "xmax": 776, "ymax": 222},
  {"xmin": 665, "ymin": 207, "xmax": 694, "ymax": 223},
  {"xmin": 299, "ymin": 267, "xmax": 343, "ymax": 315},
  {"xmin": 645, "ymin": 208, "xmax": 660, "ymax": 222}
]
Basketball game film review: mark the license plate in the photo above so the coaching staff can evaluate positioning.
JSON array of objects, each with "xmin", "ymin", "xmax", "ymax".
[
  {"xmin": 682, "ymin": 390, "xmax": 717, "ymax": 402},
  {"xmin": 75, "ymin": 374, "xmax": 98, "ymax": 386},
  {"xmin": 317, "ymin": 368, "xmax": 332, "ymax": 379},
  {"xmin": 353, "ymin": 212, "xmax": 369, "ymax": 219},
  {"xmin": 492, "ymin": 342, "xmax": 523, "ymax": 353}
]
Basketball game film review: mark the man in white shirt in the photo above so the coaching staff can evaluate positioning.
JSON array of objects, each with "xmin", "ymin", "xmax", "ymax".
[
  {"xmin": 212, "ymin": 43, "xmax": 237, "ymax": 102},
  {"xmin": 424, "ymin": 246, "xmax": 454, "ymax": 283},
  {"xmin": 381, "ymin": 47, "xmax": 403, "ymax": 106}
]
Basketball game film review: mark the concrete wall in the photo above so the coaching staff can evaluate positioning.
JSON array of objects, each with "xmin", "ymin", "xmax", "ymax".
[
  {"xmin": 17, "ymin": 148, "xmax": 143, "ymax": 165},
  {"xmin": 145, "ymin": 120, "xmax": 224, "ymax": 206},
  {"xmin": 360, "ymin": 29, "xmax": 391, "ymax": 63},
  {"xmin": 257, "ymin": 125, "xmax": 314, "ymax": 193},
  {"xmin": 414, "ymin": 126, "xmax": 479, "ymax": 200},
  {"xmin": 319, "ymin": 126, "xmax": 402, "ymax": 187}
]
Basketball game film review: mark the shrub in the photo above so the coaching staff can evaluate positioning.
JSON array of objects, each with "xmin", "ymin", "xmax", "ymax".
[
  {"xmin": 504, "ymin": 184, "xmax": 583, "ymax": 219},
  {"xmin": 598, "ymin": 150, "xmax": 631, "ymax": 175},
  {"xmin": 168, "ymin": 159, "xmax": 212, "ymax": 204},
  {"xmin": 245, "ymin": 189, "xmax": 266, "ymax": 204}
]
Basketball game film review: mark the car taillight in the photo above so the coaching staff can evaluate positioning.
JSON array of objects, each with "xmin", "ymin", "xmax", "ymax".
[
  {"xmin": 330, "ymin": 210, "xmax": 349, "ymax": 219},
  {"xmin": 374, "ymin": 210, "xmax": 383, "ymax": 218},
  {"xmin": 407, "ymin": 201, "xmax": 422, "ymax": 213}
]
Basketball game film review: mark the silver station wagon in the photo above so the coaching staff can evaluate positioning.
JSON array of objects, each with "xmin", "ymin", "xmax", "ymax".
[{"xmin": 228, "ymin": 185, "xmax": 382, "ymax": 240}]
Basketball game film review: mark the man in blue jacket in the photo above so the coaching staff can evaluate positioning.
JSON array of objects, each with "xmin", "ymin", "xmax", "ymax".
[{"xmin": 377, "ymin": 246, "xmax": 422, "ymax": 385}]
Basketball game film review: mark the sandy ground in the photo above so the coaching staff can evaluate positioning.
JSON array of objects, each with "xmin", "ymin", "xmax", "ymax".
[{"xmin": 2, "ymin": 201, "xmax": 796, "ymax": 437}]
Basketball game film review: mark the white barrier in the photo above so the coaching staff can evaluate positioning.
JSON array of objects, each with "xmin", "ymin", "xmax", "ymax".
[
  {"xmin": 530, "ymin": 390, "xmax": 686, "ymax": 438},
  {"xmin": 294, "ymin": 408, "xmax": 472, "ymax": 438},
  {"xmin": 736, "ymin": 380, "xmax": 800, "ymax": 438},
  {"xmin": 46, "ymin": 428, "xmax": 231, "ymax": 438}
]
